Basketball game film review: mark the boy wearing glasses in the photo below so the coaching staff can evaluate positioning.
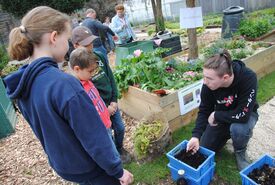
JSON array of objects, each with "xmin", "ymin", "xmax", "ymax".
[
  {"xmin": 71, "ymin": 26, "xmax": 130, "ymax": 163},
  {"xmin": 187, "ymin": 49, "xmax": 259, "ymax": 171}
]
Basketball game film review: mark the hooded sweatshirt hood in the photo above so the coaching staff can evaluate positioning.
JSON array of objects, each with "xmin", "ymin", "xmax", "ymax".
[
  {"xmin": 4, "ymin": 57, "xmax": 58, "ymax": 99},
  {"xmin": 229, "ymin": 60, "xmax": 246, "ymax": 88}
]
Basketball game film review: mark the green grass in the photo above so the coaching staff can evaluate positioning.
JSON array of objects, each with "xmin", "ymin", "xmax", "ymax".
[
  {"xmin": 215, "ymin": 149, "xmax": 240, "ymax": 184},
  {"xmin": 126, "ymin": 71, "xmax": 275, "ymax": 184},
  {"xmin": 257, "ymin": 72, "xmax": 275, "ymax": 105}
]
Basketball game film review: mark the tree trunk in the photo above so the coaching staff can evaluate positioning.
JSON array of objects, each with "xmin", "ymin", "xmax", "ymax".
[
  {"xmin": 151, "ymin": 0, "xmax": 165, "ymax": 32},
  {"xmin": 186, "ymin": 0, "xmax": 198, "ymax": 60}
]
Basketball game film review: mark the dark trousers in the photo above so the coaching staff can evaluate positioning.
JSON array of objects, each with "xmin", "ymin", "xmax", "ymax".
[
  {"xmin": 79, "ymin": 172, "xmax": 120, "ymax": 185},
  {"xmin": 200, "ymin": 112, "xmax": 258, "ymax": 152}
]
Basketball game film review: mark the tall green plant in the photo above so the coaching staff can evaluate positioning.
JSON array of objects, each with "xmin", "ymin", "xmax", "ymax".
[{"xmin": 239, "ymin": 18, "xmax": 272, "ymax": 39}]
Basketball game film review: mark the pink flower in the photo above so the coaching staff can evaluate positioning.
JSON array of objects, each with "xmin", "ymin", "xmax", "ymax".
[
  {"xmin": 133, "ymin": 49, "xmax": 142, "ymax": 57},
  {"xmin": 184, "ymin": 71, "xmax": 196, "ymax": 77}
]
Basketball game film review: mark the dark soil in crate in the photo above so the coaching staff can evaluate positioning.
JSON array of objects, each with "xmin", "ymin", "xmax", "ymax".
[
  {"xmin": 248, "ymin": 164, "xmax": 275, "ymax": 185},
  {"xmin": 174, "ymin": 149, "xmax": 207, "ymax": 169}
]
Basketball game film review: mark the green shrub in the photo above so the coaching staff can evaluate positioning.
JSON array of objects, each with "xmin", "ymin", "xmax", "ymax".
[
  {"xmin": 248, "ymin": 8, "xmax": 275, "ymax": 18},
  {"xmin": 0, "ymin": 46, "xmax": 9, "ymax": 72},
  {"xmin": 1, "ymin": 64, "xmax": 20, "ymax": 77},
  {"xmin": 165, "ymin": 22, "xmax": 179, "ymax": 29},
  {"xmin": 134, "ymin": 120, "xmax": 163, "ymax": 159},
  {"xmin": 226, "ymin": 39, "xmax": 246, "ymax": 50},
  {"xmin": 203, "ymin": 14, "xmax": 222, "ymax": 27},
  {"xmin": 230, "ymin": 49, "xmax": 253, "ymax": 60},
  {"xmin": 239, "ymin": 18, "xmax": 272, "ymax": 38},
  {"xmin": 114, "ymin": 48, "xmax": 203, "ymax": 95},
  {"xmin": 202, "ymin": 39, "xmax": 252, "ymax": 60},
  {"xmin": 251, "ymin": 42, "xmax": 272, "ymax": 50}
]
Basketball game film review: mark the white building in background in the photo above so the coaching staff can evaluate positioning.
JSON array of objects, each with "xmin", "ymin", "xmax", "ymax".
[
  {"xmin": 123, "ymin": 0, "xmax": 275, "ymax": 26},
  {"xmin": 123, "ymin": 0, "xmax": 188, "ymax": 25}
]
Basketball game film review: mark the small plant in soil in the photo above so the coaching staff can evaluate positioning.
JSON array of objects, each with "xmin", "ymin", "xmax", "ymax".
[
  {"xmin": 174, "ymin": 149, "xmax": 207, "ymax": 169},
  {"xmin": 134, "ymin": 120, "xmax": 163, "ymax": 159},
  {"xmin": 248, "ymin": 164, "xmax": 275, "ymax": 185}
]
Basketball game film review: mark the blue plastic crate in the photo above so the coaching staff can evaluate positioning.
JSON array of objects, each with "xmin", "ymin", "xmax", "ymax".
[
  {"xmin": 166, "ymin": 140, "xmax": 215, "ymax": 179},
  {"xmin": 168, "ymin": 163, "xmax": 215, "ymax": 185},
  {"xmin": 240, "ymin": 154, "xmax": 275, "ymax": 185}
]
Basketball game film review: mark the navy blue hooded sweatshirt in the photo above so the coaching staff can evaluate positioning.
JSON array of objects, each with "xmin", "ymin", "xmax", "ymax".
[
  {"xmin": 3, "ymin": 57, "xmax": 123, "ymax": 182},
  {"xmin": 192, "ymin": 60, "xmax": 259, "ymax": 139}
]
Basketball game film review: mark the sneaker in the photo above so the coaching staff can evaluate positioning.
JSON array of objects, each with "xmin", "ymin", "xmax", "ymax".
[{"xmin": 118, "ymin": 148, "xmax": 132, "ymax": 164}]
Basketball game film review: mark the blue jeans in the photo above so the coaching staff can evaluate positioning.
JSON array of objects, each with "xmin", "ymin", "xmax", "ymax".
[
  {"xmin": 200, "ymin": 112, "xmax": 258, "ymax": 152},
  {"xmin": 107, "ymin": 128, "xmax": 120, "ymax": 157},
  {"xmin": 106, "ymin": 33, "xmax": 115, "ymax": 51},
  {"xmin": 93, "ymin": 45, "xmax": 109, "ymax": 64},
  {"xmin": 110, "ymin": 109, "xmax": 125, "ymax": 151}
]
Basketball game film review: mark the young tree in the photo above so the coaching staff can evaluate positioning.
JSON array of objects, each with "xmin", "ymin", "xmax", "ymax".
[
  {"xmin": 151, "ymin": 0, "xmax": 165, "ymax": 32},
  {"xmin": 0, "ymin": 0, "xmax": 86, "ymax": 17}
]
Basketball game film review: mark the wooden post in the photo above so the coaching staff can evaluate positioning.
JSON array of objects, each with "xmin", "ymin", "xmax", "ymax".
[{"xmin": 186, "ymin": 0, "xmax": 198, "ymax": 60}]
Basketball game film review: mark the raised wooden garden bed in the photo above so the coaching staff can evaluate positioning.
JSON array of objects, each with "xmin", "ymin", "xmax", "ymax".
[
  {"xmin": 244, "ymin": 29, "xmax": 275, "ymax": 42},
  {"xmin": 118, "ymin": 45, "xmax": 275, "ymax": 132}
]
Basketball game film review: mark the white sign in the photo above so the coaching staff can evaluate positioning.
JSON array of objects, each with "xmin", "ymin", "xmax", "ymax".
[
  {"xmin": 180, "ymin": 7, "xmax": 203, "ymax": 29},
  {"xmin": 178, "ymin": 80, "xmax": 203, "ymax": 115}
]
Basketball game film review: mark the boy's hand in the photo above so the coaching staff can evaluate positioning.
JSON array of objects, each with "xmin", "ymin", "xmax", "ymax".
[
  {"xmin": 186, "ymin": 137, "xmax": 199, "ymax": 154},
  {"xmin": 208, "ymin": 112, "xmax": 218, "ymax": 126},
  {"xmin": 108, "ymin": 105, "xmax": 116, "ymax": 116},
  {"xmin": 119, "ymin": 169, "xmax": 134, "ymax": 185},
  {"xmin": 110, "ymin": 102, "xmax": 118, "ymax": 111}
]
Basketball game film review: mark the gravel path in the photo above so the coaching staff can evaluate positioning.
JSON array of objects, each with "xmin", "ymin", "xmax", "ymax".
[{"xmin": 247, "ymin": 97, "xmax": 275, "ymax": 160}]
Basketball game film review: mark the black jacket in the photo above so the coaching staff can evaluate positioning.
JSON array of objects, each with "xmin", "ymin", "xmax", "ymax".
[
  {"xmin": 192, "ymin": 60, "xmax": 259, "ymax": 139},
  {"xmin": 82, "ymin": 17, "xmax": 115, "ymax": 48}
]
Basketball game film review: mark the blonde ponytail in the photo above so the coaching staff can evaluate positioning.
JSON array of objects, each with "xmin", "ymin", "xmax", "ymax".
[
  {"xmin": 7, "ymin": 6, "xmax": 70, "ymax": 61},
  {"xmin": 8, "ymin": 27, "xmax": 33, "ymax": 61}
]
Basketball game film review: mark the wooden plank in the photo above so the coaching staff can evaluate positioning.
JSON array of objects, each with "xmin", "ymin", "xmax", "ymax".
[
  {"xmin": 125, "ymin": 86, "xmax": 160, "ymax": 105},
  {"xmin": 169, "ymin": 108, "xmax": 199, "ymax": 132},
  {"xmin": 244, "ymin": 45, "xmax": 275, "ymax": 79},
  {"xmin": 162, "ymin": 101, "xmax": 180, "ymax": 122},
  {"xmin": 119, "ymin": 87, "xmax": 162, "ymax": 120},
  {"xmin": 119, "ymin": 97, "xmax": 162, "ymax": 120},
  {"xmin": 159, "ymin": 91, "xmax": 178, "ymax": 108}
]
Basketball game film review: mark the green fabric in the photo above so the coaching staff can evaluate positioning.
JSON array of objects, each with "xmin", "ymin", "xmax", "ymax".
[{"xmin": 91, "ymin": 52, "xmax": 118, "ymax": 106}]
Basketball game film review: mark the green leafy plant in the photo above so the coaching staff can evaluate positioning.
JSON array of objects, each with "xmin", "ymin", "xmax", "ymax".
[
  {"xmin": 231, "ymin": 49, "xmax": 253, "ymax": 60},
  {"xmin": 1, "ymin": 64, "xmax": 20, "ymax": 77},
  {"xmin": 239, "ymin": 18, "xmax": 272, "ymax": 39},
  {"xmin": 134, "ymin": 120, "xmax": 163, "ymax": 159},
  {"xmin": 226, "ymin": 39, "xmax": 246, "ymax": 50},
  {"xmin": 0, "ymin": 46, "xmax": 9, "ymax": 73},
  {"xmin": 114, "ymin": 48, "xmax": 203, "ymax": 96},
  {"xmin": 203, "ymin": 13, "xmax": 223, "ymax": 27},
  {"xmin": 202, "ymin": 38, "xmax": 253, "ymax": 60},
  {"xmin": 251, "ymin": 42, "xmax": 272, "ymax": 50}
]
